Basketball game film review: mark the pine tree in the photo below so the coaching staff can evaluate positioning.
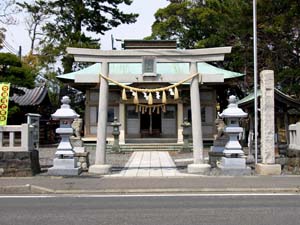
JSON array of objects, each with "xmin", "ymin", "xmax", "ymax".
[{"xmin": 20, "ymin": 0, "xmax": 138, "ymax": 73}]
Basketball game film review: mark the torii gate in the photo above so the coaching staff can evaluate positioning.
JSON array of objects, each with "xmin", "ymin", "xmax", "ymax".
[{"xmin": 67, "ymin": 47, "xmax": 232, "ymax": 174}]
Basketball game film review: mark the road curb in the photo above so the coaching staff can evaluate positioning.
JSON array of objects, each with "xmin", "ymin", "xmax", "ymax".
[
  {"xmin": 1, "ymin": 185, "xmax": 300, "ymax": 195},
  {"xmin": 0, "ymin": 185, "xmax": 31, "ymax": 194}
]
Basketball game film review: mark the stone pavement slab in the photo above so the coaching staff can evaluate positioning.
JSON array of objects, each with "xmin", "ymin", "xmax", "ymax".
[{"xmin": 111, "ymin": 151, "xmax": 187, "ymax": 177}]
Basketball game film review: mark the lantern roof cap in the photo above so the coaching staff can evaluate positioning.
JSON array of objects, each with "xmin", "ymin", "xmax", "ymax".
[
  {"xmin": 51, "ymin": 96, "xmax": 79, "ymax": 119},
  {"xmin": 219, "ymin": 95, "xmax": 248, "ymax": 118}
]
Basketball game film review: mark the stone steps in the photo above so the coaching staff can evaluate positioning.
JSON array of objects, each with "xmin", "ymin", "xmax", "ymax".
[
  {"xmin": 107, "ymin": 143, "xmax": 192, "ymax": 152},
  {"xmin": 85, "ymin": 143, "xmax": 192, "ymax": 152}
]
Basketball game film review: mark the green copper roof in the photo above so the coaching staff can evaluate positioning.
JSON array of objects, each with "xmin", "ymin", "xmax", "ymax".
[
  {"xmin": 238, "ymin": 88, "xmax": 300, "ymax": 107},
  {"xmin": 197, "ymin": 62, "xmax": 244, "ymax": 79},
  {"xmin": 237, "ymin": 90, "xmax": 262, "ymax": 106},
  {"xmin": 57, "ymin": 63, "xmax": 101, "ymax": 80},
  {"xmin": 57, "ymin": 62, "xmax": 244, "ymax": 81}
]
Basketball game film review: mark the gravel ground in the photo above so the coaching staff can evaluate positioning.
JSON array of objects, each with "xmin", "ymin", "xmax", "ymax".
[
  {"xmin": 38, "ymin": 146, "xmax": 194, "ymax": 170},
  {"xmin": 38, "ymin": 146, "xmax": 297, "ymax": 176},
  {"xmin": 39, "ymin": 147, "xmax": 132, "ymax": 169}
]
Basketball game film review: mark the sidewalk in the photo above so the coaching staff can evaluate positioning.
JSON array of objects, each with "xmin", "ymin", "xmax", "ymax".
[
  {"xmin": 2, "ymin": 148, "xmax": 297, "ymax": 195},
  {"xmin": 1, "ymin": 176, "xmax": 300, "ymax": 194}
]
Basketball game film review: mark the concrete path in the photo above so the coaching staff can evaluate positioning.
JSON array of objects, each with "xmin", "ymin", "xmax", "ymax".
[{"xmin": 111, "ymin": 151, "xmax": 185, "ymax": 177}]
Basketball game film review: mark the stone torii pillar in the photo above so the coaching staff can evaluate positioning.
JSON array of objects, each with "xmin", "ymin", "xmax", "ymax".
[
  {"xmin": 187, "ymin": 62, "xmax": 211, "ymax": 174},
  {"xmin": 255, "ymin": 70, "xmax": 281, "ymax": 175},
  {"xmin": 89, "ymin": 62, "xmax": 112, "ymax": 174}
]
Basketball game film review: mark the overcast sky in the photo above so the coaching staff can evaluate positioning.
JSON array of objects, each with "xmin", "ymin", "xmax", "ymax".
[{"xmin": 2, "ymin": 0, "xmax": 169, "ymax": 55}]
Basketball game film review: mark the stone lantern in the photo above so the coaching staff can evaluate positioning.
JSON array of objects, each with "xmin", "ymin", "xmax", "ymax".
[
  {"xmin": 180, "ymin": 117, "xmax": 191, "ymax": 152},
  {"xmin": 218, "ymin": 95, "xmax": 250, "ymax": 174},
  {"xmin": 110, "ymin": 117, "xmax": 121, "ymax": 153},
  {"xmin": 48, "ymin": 96, "xmax": 81, "ymax": 176}
]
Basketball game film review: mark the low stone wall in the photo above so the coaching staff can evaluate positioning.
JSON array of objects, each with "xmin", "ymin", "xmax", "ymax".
[
  {"xmin": 284, "ymin": 149, "xmax": 300, "ymax": 174},
  {"xmin": 0, "ymin": 150, "xmax": 41, "ymax": 176}
]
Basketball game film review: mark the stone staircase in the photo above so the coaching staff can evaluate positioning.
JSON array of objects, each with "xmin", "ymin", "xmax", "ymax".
[
  {"xmin": 107, "ymin": 143, "xmax": 191, "ymax": 152},
  {"xmin": 85, "ymin": 143, "xmax": 192, "ymax": 152}
]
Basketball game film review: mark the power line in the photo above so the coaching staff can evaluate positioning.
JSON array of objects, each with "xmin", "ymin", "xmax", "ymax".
[
  {"xmin": 3, "ymin": 39, "xmax": 18, "ymax": 54},
  {"xmin": 3, "ymin": 42, "xmax": 18, "ymax": 55}
]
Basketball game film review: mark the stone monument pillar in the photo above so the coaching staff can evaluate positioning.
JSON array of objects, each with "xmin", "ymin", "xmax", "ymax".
[{"xmin": 255, "ymin": 70, "xmax": 281, "ymax": 175}]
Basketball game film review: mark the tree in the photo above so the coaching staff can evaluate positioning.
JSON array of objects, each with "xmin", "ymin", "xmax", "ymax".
[
  {"xmin": 0, "ymin": 0, "xmax": 20, "ymax": 49},
  {"xmin": 149, "ymin": 0, "xmax": 300, "ymax": 98},
  {"xmin": 17, "ymin": 1, "xmax": 49, "ymax": 53},
  {"xmin": 149, "ymin": 0, "xmax": 252, "ymax": 95},
  {"xmin": 149, "ymin": 0, "xmax": 252, "ymax": 70},
  {"xmin": 0, "ymin": 28, "xmax": 5, "ymax": 49},
  {"xmin": 257, "ymin": 0, "xmax": 300, "ymax": 97},
  {"xmin": 0, "ymin": 52, "xmax": 37, "ymax": 120},
  {"xmin": 20, "ymin": 0, "xmax": 138, "ymax": 73},
  {"xmin": 0, "ymin": 53, "xmax": 35, "ymax": 88},
  {"xmin": 0, "ymin": 0, "xmax": 19, "ymax": 25}
]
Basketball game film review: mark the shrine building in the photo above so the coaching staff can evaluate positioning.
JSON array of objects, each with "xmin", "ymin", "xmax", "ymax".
[{"xmin": 59, "ymin": 40, "xmax": 243, "ymax": 145}]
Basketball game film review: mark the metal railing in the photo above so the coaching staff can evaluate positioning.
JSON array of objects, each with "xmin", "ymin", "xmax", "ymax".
[
  {"xmin": 0, "ymin": 124, "xmax": 34, "ymax": 151},
  {"xmin": 289, "ymin": 122, "xmax": 300, "ymax": 150}
]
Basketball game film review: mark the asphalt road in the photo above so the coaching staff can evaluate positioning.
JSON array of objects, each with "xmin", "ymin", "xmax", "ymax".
[{"xmin": 1, "ymin": 194, "xmax": 300, "ymax": 225}]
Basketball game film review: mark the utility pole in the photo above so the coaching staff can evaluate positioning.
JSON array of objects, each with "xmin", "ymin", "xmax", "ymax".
[
  {"xmin": 253, "ymin": 0, "xmax": 258, "ymax": 164},
  {"xmin": 18, "ymin": 45, "xmax": 22, "ymax": 58}
]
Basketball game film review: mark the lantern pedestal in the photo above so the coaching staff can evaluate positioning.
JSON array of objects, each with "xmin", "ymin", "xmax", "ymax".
[
  {"xmin": 48, "ymin": 158, "xmax": 81, "ymax": 176},
  {"xmin": 218, "ymin": 157, "xmax": 251, "ymax": 175}
]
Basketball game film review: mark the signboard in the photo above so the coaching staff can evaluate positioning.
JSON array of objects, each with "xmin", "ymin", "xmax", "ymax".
[{"xmin": 0, "ymin": 83, "xmax": 10, "ymax": 126}]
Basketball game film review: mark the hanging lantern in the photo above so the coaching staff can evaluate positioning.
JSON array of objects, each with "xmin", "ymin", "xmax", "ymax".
[
  {"xmin": 162, "ymin": 91, "xmax": 167, "ymax": 104},
  {"xmin": 174, "ymin": 87, "xmax": 179, "ymax": 100},
  {"xmin": 142, "ymin": 106, "xmax": 145, "ymax": 114},
  {"xmin": 157, "ymin": 106, "xmax": 160, "ymax": 114},
  {"xmin": 135, "ymin": 105, "xmax": 139, "ymax": 112},
  {"xmin": 148, "ymin": 92, "xmax": 153, "ymax": 105},
  {"xmin": 122, "ymin": 88, "xmax": 127, "ymax": 101}
]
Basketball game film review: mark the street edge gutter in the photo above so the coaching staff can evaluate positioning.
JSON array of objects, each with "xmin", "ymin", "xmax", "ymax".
[{"xmin": 1, "ymin": 185, "xmax": 300, "ymax": 195}]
